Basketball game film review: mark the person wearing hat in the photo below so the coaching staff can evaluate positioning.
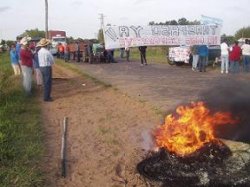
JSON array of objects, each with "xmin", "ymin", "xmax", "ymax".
[
  {"xmin": 20, "ymin": 36, "xmax": 33, "ymax": 95},
  {"xmin": 37, "ymin": 38, "xmax": 54, "ymax": 102}
]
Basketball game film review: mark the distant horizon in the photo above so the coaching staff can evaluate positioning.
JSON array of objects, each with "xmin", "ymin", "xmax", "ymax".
[{"xmin": 0, "ymin": 0, "xmax": 249, "ymax": 40}]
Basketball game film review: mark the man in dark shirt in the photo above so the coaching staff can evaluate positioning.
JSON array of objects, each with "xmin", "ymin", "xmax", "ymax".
[
  {"xmin": 198, "ymin": 45, "xmax": 208, "ymax": 72},
  {"xmin": 139, "ymin": 46, "xmax": 147, "ymax": 66}
]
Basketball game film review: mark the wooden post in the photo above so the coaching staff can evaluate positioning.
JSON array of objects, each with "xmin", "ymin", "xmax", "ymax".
[{"xmin": 61, "ymin": 117, "xmax": 68, "ymax": 177}]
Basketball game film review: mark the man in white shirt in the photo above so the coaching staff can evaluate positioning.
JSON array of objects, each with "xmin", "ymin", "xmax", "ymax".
[
  {"xmin": 37, "ymin": 38, "xmax": 54, "ymax": 102},
  {"xmin": 220, "ymin": 39, "xmax": 229, "ymax": 74},
  {"xmin": 241, "ymin": 39, "xmax": 250, "ymax": 72}
]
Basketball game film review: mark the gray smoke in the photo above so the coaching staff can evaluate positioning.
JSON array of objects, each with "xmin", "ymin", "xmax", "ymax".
[
  {"xmin": 199, "ymin": 77, "xmax": 250, "ymax": 143},
  {"xmin": 141, "ymin": 130, "xmax": 155, "ymax": 151}
]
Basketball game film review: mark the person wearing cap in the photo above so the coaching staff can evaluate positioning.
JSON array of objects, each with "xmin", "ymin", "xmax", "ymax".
[
  {"xmin": 20, "ymin": 36, "xmax": 33, "ymax": 95},
  {"xmin": 37, "ymin": 38, "xmax": 54, "ymax": 102}
]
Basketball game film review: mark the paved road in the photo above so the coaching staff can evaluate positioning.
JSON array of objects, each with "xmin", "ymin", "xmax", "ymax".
[{"xmin": 74, "ymin": 59, "xmax": 249, "ymax": 112}]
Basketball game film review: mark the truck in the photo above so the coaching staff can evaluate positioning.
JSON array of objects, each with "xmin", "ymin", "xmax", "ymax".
[
  {"xmin": 167, "ymin": 45, "xmax": 221, "ymax": 66},
  {"xmin": 48, "ymin": 30, "xmax": 66, "ymax": 55},
  {"xmin": 168, "ymin": 46, "xmax": 191, "ymax": 65}
]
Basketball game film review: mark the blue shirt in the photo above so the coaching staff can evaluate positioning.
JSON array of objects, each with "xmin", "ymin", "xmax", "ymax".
[
  {"xmin": 10, "ymin": 49, "xmax": 19, "ymax": 64},
  {"xmin": 198, "ymin": 45, "xmax": 208, "ymax": 57},
  {"xmin": 15, "ymin": 43, "xmax": 21, "ymax": 61}
]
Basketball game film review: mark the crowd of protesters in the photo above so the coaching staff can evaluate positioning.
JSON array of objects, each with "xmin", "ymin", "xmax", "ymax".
[
  {"xmin": 9, "ymin": 36, "xmax": 54, "ymax": 102},
  {"xmin": 191, "ymin": 39, "xmax": 250, "ymax": 74},
  {"xmin": 9, "ymin": 35, "xmax": 250, "ymax": 101}
]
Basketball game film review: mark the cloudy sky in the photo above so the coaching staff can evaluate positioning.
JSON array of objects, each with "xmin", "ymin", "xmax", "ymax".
[{"xmin": 0, "ymin": 0, "xmax": 249, "ymax": 40}]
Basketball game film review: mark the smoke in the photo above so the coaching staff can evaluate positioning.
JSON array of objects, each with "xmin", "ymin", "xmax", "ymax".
[
  {"xmin": 199, "ymin": 77, "xmax": 250, "ymax": 143},
  {"xmin": 141, "ymin": 130, "xmax": 155, "ymax": 151}
]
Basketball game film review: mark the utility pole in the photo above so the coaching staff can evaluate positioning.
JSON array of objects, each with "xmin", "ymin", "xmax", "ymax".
[
  {"xmin": 98, "ymin": 13, "xmax": 105, "ymax": 29},
  {"xmin": 98, "ymin": 13, "xmax": 105, "ymax": 43},
  {"xmin": 45, "ymin": 0, "xmax": 48, "ymax": 39}
]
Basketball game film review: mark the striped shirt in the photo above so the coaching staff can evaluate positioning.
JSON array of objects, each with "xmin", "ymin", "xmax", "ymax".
[{"xmin": 38, "ymin": 47, "xmax": 54, "ymax": 67}]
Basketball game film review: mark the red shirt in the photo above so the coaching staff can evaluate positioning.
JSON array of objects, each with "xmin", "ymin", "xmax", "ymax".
[
  {"xmin": 20, "ymin": 48, "xmax": 33, "ymax": 67},
  {"xmin": 229, "ymin": 45, "xmax": 241, "ymax": 61}
]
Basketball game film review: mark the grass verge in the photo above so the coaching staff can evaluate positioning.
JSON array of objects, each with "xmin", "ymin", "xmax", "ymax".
[
  {"xmin": 0, "ymin": 52, "xmax": 44, "ymax": 187},
  {"xmin": 115, "ymin": 46, "xmax": 169, "ymax": 64}
]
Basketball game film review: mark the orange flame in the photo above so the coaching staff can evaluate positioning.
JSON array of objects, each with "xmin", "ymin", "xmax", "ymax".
[{"xmin": 155, "ymin": 102, "xmax": 237, "ymax": 157}]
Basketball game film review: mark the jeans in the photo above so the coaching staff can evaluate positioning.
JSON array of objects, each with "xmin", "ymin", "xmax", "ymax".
[
  {"xmin": 126, "ymin": 50, "xmax": 130, "ymax": 62},
  {"xmin": 192, "ymin": 55, "xmax": 199, "ymax": 69},
  {"xmin": 107, "ymin": 51, "xmax": 115, "ymax": 63},
  {"xmin": 64, "ymin": 52, "xmax": 70, "ymax": 62},
  {"xmin": 199, "ymin": 56, "xmax": 207, "ymax": 72},
  {"xmin": 221, "ymin": 55, "xmax": 229, "ymax": 73},
  {"xmin": 230, "ymin": 61, "xmax": 240, "ymax": 73},
  {"xmin": 21, "ymin": 65, "xmax": 32, "ymax": 94},
  {"xmin": 140, "ymin": 52, "xmax": 147, "ymax": 64},
  {"xmin": 40, "ymin": 66, "xmax": 52, "ymax": 100},
  {"xmin": 242, "ymin": 55, "xmax": 250, "ymax": 72}
]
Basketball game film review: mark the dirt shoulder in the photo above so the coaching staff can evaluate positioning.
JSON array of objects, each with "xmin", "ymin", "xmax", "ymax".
[{"xmin": 41, "ymin": 64, "xmax": 162, "ymax": 187}]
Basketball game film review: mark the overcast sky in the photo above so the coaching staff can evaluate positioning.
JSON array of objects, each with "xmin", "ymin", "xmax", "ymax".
[{"xmin": 0, "ymin": 0, "xmax": 249, "ymax": 40}]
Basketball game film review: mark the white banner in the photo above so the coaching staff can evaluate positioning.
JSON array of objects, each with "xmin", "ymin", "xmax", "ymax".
[{"xmin": 103, "ymin": 25, "xmax": 221, "ymax": 49}]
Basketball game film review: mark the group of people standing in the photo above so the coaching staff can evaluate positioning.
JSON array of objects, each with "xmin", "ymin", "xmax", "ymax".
[
  {"xmin": 191, "ymin": 45, "xmax": 209, "ymax": 72},
  {"xmin": 9, "ymin": 37, "xmax": 54, "ymax": 102},
  {"xmin": 191, "ymin": 39, "xmax": 250, "ymax": 74},
  {"xmin": 220, "ymin": 39, "xmax": 250, "ymax": 74}
]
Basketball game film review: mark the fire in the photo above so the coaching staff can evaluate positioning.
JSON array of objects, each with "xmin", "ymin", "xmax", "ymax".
[{"xmin": 155, "ymin": 102, "xmax": 237, "ymax": 157}]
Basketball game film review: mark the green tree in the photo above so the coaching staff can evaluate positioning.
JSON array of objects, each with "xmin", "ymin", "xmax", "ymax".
[
  {"xmin": 149, "ymin": 21, "xmax": 155, "ymax": 25},
  {"xmin": 221, "ymin": 34, "xmax": 235, "ymax": 45},
  {"xmin": 6, "ymin": 40, "xmax": 15, "ymax": 46},
  {"xmin": 20, "ymin": 28, "xmax": 45, "ymax": 38},
  {"xmin": 234, "ymin": 26, "xmax": 250, "ymax": 39},
  {"xmin": 149, "ymin": 18, "xmax": 200, "ymax": 26},
  {"xmin": 0, "ymin": 39, "xmax": 5, "ymax": 45},
  {"xmin": 66, "ymin": 36, "xmax": 75, "ymax": 43},
  {"xmin": 178, "ymin": 17, "xmax": 189, "ymax": 25}
]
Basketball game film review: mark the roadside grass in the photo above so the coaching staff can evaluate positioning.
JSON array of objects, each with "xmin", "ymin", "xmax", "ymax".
[
  {"xmin": 0, "ymin": 52, "xmax": 44, "ymax": 187},
  {"xmin": 115, "ymin": 46, "xmax": 169, "ymax": 64}
]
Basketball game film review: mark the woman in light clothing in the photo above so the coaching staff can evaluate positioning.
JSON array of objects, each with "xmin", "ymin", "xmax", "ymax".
[
  {"xmin": 220, "ymin": 39, "xmax": 229, "ymax": 74},
  {"xmin": 191, "ymin": 45, "xmax": 199, "ymax": 71},
  {"xmin": 124, "ymin": 39, "xmax": 130, "ymax": 62}
]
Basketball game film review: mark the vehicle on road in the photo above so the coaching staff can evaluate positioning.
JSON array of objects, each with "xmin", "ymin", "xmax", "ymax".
[
  {"xmin": 168, "ymin": 46, "xmax": 191, "ymax": 66},
  {"xmin": 48, "ymin": 30, "xmax": 66, "ymax": 55},
  {"xmin": 167, "ymin": 45, "xmax": 221, "ymax": 66}
]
